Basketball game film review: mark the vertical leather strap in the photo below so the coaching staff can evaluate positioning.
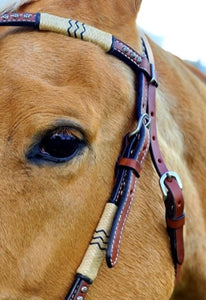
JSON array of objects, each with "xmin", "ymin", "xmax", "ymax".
[
  {"xmin": 141, "ymin": 34, "xmax": 185, "ymax": 280},
  {"xmin": 106, "ymin": 125, "xmax": 150, "ymax": 267},
  {"xmin": 148, "ymin": 78, "xmax": 185, "ymax": 279}
]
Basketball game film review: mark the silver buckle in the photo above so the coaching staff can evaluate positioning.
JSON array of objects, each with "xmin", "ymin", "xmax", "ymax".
[
  {"xmin": 160, "ymin": 171, "xmax": 183, "ymax": 199},
  {"xmin": 129, "ymin": 113, "xmax": 151, "ymax": 137}
]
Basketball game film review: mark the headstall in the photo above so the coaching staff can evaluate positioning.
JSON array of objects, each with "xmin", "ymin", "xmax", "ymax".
[{"xmin": 0, "ymin": 12, "xmax": 185, "ymax": 300}]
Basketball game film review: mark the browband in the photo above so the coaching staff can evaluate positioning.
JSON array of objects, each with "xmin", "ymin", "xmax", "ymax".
[
  {"xmin": 0, "ymin": 12, "xmax": 157, "ymax": 86},
  {"xmin": 0, "ymin": 12, "xmax": 185, "ymax": 300}
]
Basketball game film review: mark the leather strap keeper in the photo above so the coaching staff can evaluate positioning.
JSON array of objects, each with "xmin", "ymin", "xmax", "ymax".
[
  {"xmin": 118, "ymin": 158, "xmax": 142, "ymax": 178},
  {"xmin": 167, "ymin": 214, "xmax": 185, "ymax": 229}
]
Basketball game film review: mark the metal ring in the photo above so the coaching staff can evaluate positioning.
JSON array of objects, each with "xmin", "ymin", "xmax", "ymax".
[
  {"xmin": 129, "ymin": 113, "xmax": 151, "ymax": 137},
  {"xmin": 160, "ymin": 171, "xmax": 183, "ymax": 199}
]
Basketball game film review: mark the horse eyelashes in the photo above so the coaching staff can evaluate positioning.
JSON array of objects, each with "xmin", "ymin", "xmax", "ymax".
[{"xmin": 26, "ymin": 127, "xmax": 86, "ymax": 164}]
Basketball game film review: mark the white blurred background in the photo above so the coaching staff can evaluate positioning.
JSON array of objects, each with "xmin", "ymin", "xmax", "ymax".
[{"xmin": 137, "ymin": 0, "xmax": 206, "ymax": 73}]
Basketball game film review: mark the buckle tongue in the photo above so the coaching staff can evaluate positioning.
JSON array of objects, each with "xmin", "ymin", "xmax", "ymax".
[
  {"xmin": 160, "ymin": 171, "xmax": 183, "ymax": 199},
  {"xmin": 129, "ymin": 113, "xmax": 151, "ymax": 137}
]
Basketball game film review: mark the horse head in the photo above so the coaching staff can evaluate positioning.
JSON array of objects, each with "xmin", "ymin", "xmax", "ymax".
[{"xmin": 0, "ymin": 1, "xmax": 205, "ymax": 299}]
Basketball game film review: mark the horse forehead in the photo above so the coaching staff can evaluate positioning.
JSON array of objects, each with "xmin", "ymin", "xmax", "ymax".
[
  {"xmin": 0, "ymin": 30, "xmax": 133, "ymax": 112},
  {"xmin": 0, "ymin": 29, "xmax": 124, "ymax": 83},
  {"xmin": 0, "ymin": 29, "xmax": 135, "ymax": 149}
]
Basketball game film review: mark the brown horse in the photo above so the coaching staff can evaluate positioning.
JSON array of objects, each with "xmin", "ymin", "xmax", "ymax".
[{"xmin": 0, "ymin": 1, "xmax": 205, "ymax": 299}]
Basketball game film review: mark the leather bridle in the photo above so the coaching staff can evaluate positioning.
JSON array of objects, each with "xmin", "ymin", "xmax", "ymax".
[{"xmin": 0, "ymin": 12, "xmax": 185, "ymax": 300}]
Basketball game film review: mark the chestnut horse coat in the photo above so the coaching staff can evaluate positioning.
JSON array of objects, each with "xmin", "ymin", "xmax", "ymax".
[{"xmin": 0, "ymin": 1, "xmax": 205, "ymax": 299}]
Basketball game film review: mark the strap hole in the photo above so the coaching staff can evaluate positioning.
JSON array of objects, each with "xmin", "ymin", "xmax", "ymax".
[
  {"xmin": 152, "ymin": 136, "xmax": 156, "ymax": 141},
  {"xmin": 151, "ymin": 111, "xmax": 154, "ymax": 117},
  {"xmin": 158, "ymin": 158, "xmax": 162, "ymax": 163}
]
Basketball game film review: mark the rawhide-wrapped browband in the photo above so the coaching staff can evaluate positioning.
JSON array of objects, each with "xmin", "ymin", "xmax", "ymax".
[{"xmin": 0, "ymin": 12, "xmax": 185, "ymax": 300}]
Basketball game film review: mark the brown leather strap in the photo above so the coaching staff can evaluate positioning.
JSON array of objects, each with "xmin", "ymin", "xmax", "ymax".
[
  {"xmin": 166, "ymin": 215, "xmax": 185, "ymax": 229},
  {"xmin": 108, "ymin": 174, "xmax": 137, "ymax": 267},
  {"xmin": 148, "ymin": 78, "xmax": 185, "ymax": 277},
  {"xmin": 110, "ymin": 38, "xmax": 158, "ymax": 87},
  {"xmin": 141, "ymin": 33, "xmax": 185, "ymax": 279},
  {"xmin": 0, "ymin": 12, "xmax": 39, "ymax": 27},
  {"xmin": 65, "ymin": 276, "xmax": 91, "ymax": 300},
  {"xmin": 118, "ymin": 157, "xmax": 142, "ymax": 177},
  {"xmin": 107, "ymin": 127, "xmax": 150, "ymax": 267}
]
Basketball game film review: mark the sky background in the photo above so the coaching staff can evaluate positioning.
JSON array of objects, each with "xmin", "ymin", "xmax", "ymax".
[{"xmin": 137, "ymin": 0, "xmax": 206, "ymax": 67}]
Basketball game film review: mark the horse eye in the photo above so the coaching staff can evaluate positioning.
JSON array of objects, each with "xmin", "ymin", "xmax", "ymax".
[{"xmin": 27, "ymin": 127, "xmax": 86, "ymax": 163}]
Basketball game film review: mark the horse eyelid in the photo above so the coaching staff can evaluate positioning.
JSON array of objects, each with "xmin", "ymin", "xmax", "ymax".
[{"xmin": 26, "ymin": 126, "xmax": 87, "ymax": 164}]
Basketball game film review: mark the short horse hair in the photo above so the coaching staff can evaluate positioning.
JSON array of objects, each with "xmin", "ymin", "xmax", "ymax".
[{"xmin": 0, "ymin": 0, "xmax": 33, "ymax": 14}]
